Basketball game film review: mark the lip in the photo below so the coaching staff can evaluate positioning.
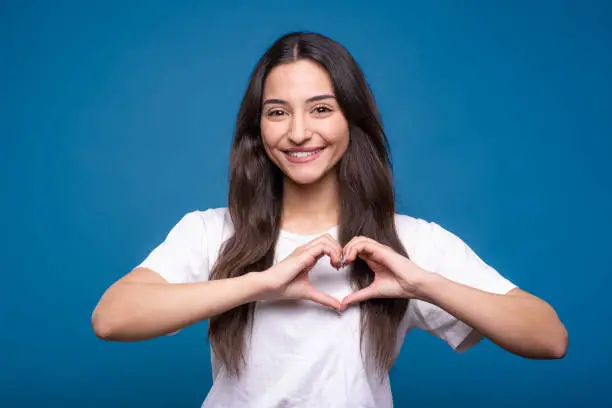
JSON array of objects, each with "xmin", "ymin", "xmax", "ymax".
[
  {"xmin": 282, "ymin": 147, "xmax": 326, "ymax": 164},
  {"xmin": 282, "ymin": 146, "xmax": 326, "ymax": 153}
]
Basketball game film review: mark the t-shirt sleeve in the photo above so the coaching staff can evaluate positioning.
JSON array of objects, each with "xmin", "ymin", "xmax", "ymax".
[
  {"xmin": 135, "ymin": 211, "xmax": 211, "ymax": 284},
  {"xmin": 406, "ymin": 220, "xmax": 517, "ymax": 352}
]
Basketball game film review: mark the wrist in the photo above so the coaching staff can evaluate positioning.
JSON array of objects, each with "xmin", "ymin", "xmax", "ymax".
[
  {"xmin": 242, "ymin": 271, "xmax": 275, "ymax": 302},
  {"xmin": 409, "ymin": 269, "xmax": 443, "ymax": 302}
]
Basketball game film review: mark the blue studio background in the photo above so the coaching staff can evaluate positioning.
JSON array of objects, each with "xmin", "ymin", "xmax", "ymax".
[{"xmin": 2, "ymin": 1, "xmax": 610, "ymax": 407}]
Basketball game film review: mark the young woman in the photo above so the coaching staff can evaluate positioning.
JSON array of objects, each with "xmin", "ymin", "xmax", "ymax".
[{"xmin": 92, "ymin": 32, "xmax": 568, "ymax": 407}]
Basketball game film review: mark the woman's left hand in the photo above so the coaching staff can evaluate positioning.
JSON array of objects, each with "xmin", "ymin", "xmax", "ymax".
[{"xmin": 340, "ymin": 236, "xmax": 429, "ymax": 311}]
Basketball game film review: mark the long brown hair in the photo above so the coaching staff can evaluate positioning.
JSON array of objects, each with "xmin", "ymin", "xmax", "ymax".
[{"xmin": 208, "ymin": 32, "xmax": 410, "ymax": 378}]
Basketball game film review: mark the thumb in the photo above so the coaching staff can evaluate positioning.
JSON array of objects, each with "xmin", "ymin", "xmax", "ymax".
[
  {"xmin": 340, "ymin": 285, "xmax": 378, "ymax": 311},
  {"xmin": 303, "ymin": 285, "xmax": 342, "ymax": 311}
]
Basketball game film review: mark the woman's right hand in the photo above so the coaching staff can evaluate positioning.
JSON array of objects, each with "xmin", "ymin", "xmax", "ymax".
[{"xmin": 257, "ymin": 234, "xmax": 344, "ymax": 310}]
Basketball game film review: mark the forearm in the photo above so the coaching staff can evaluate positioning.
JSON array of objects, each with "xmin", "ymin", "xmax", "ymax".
[
  {"xmin": 413, "ymin": 272, "xmax": 568, "ymax": 359},
  {"xmin": 92, "ymin": 272, "xmax": 266, "ymax": 341}
]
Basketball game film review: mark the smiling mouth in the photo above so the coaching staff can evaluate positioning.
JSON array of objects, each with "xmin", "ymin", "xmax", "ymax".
[
  {"xmin": 282, "ymin": 147, "xmax": 326, "ymax": 163},
  {"xmin": 283, "ymin": 148, "xmax": 324, "ymax": 158}
]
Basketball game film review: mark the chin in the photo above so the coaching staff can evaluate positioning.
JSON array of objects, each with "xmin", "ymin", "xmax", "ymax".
[{"xmin": 284, "ymin": 168, "xmax": 329, "ymax": 185}]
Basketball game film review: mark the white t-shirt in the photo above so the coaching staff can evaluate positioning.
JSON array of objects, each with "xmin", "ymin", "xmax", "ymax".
[{"xmin": 137, "ymin": 207, "xmax": 517, "ymax": 408}]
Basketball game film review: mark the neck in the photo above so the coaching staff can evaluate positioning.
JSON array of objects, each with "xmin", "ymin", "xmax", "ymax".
[{"xmin": 281, "ymin": 170, "xmax": 340, "ymax": 234}]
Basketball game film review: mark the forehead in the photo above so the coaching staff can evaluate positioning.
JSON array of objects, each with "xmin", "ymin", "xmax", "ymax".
[{"xmin": 263, "ymin": 59, "xmax": 334, "ymax": 99}]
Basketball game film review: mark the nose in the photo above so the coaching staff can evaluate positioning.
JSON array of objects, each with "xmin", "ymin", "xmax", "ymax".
[{"xmin": 287, "ymin": 113, "xmax": 311, "ymax": 145}]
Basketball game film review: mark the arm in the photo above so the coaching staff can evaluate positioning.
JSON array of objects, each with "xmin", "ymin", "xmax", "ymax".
[
  {"xmin": 340, "ymin": 233, "xmax": 568, "ymax": 360},
  {"xmin": 91, "ymin": 267, "xmax": 267, "ymax": 342},
  {"xmin": 413, "ymin": 273, "xmax": 568, "ymax": 359},
  {"xmin": 92, "ymin": 234, "xmax": 344, "ymax": 342}
]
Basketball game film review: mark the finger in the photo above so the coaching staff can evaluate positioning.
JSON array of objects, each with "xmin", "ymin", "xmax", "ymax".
[
  {"xmin": 343, "ymin": 236, "xmax": 371, "ymax": 262},
  {"xmin": 295, "ymin": 246, "xmax": 326, "ymax": 272},
  {"xmin": 320, "ymin": 234, "xmax": 343, "ymax": 268},
  {"xmin": 341, "ymin": 236, "xmax": 359, "ymax": 265},
  {"xmin": 293, "ymin": 242, "xmax": 332, "ymax": 272},
  {"xmin": 340, "ymin": 286, "xmax": 378, "ymax": 311},
  {"xmin": 304, "ymin": 286, "xmax": 342, "ymax": 311},
  {"xmin": 305, "ymin": 239, "xmax": 342, "ymax": 269},
  {"xmin": 344, "ymin": 238, "xmax": 379, "ymax": 264},
  {"xmin": 322, "ymin": 234, "xmax": 344, "ymax": 268},
  {"xmin": 305, "ymin": 233, "xmax": 339, "ymax": 248}
]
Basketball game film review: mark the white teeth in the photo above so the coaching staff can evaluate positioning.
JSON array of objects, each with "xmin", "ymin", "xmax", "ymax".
[{"xmin": 286, "ymin": 149, "xmax": 321, "ymax": 158}]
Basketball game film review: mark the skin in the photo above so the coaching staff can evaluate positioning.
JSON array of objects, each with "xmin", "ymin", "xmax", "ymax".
[
  {"xmin": 92, "ymin": 59, "xmax": 568, "ymax": 360},
  {"xmin": 340, "ymin": 236, "xmax": 568, "ymax": 359},
  {"xmin": 259, "ymin": 59, "xmax": 568, "ymax": 359},
  {"xmin": 260, "ymin": 59, "xmax": 349, "ymax": 234}
]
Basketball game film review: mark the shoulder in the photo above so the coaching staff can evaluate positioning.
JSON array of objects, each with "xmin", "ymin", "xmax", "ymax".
[
  {"xmin": 394, "ymin": 213, "xmax": 462, "ymax": 244},
  {"xmin": 393, "ymin": 213, "xmax": 465, "ymax": 265},
  {"xmin": 178, "ymin": 207, "xmax": 233, "ymax": 236},
  {"xmin": 199, "ymin": 207, "xmax": 231, "ymax": 226},
  {"xmin": 393, "ymin": 213, "xmax": 441, "ymax": 247},
  {"xmin": 393, "ymin": 213, "xmax": 428, "ymax": 234},
  {"xmin": 178, "ymin": 207, "xmax": 229, "ymax": 224},
  {"xmin": 394, "ymin": 213, "xmax": 451, "ymax": 236}
]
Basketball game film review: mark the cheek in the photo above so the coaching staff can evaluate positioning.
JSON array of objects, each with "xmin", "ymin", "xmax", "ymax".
[
  {"xmin": 260, "ymin": 122, "xmax": 285, "ymax": 149},
  {"xmin": 317, "ymin": 119, "xmax": 349, "ymax": 148}
]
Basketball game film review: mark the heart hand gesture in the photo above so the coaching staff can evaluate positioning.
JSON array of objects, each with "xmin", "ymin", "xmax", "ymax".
[
  {"xmin": 340, "ymin": 236, "xmax": 428, "ymax": 311},
  {"xmin": 259, "ymin": 234, "xmax": 343, "ymax": 310}
]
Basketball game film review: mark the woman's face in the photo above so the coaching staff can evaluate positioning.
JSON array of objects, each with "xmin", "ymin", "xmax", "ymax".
[{"xmin": 260, "ymin": 59, "xmax": 350, "ymax": 185}]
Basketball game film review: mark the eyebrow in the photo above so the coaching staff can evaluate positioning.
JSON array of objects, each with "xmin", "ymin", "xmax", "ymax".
[{"xmin": 262, "ymin": 94, "xmax": 336, "ymax": 106}]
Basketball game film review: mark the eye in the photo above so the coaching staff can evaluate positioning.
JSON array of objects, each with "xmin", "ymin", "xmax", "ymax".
[
  {"xmin": 266, "ymin": 109, "xmax": 286, "ymax": 117},
  {"xmin": 312, "ymin": 105, "xmax": 333, "ymax": 115}
]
